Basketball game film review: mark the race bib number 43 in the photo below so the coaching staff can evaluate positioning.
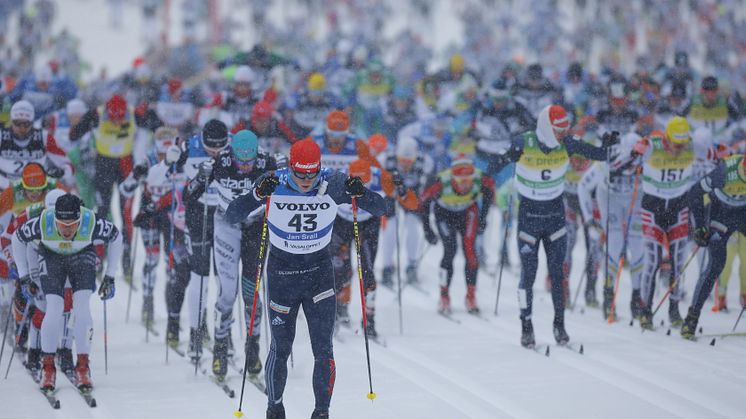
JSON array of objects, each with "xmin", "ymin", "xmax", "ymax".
[{"xmin": 267, "ymin": 193, "xmax": 338, "ymax": 254}]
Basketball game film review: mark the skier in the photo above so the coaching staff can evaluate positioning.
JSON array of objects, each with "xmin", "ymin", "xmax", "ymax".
[
  {"xmin": 12, "ymin": 193, "xmax": 122, "ymax": 392},
  {"xmin": 485, "ymin": 105, "xmax": 616, "ymax": 347},
  {"xmin": 420, "ymin": 156, "xmax": 495, "ymax": 314},
  {"xmin": 200, "ymin": 130, "xmax": 277, "ymax": 380},
  {"xmin": 225, "ymin": 138, "xmax": 386, "ymax": 419},
  {"xmin": 681, "ymin": 148, "xmax": 746, "ymax": 338},
  {"xmin": 628, "ymin": 116, "xmax": 724, "ymax": 329}
]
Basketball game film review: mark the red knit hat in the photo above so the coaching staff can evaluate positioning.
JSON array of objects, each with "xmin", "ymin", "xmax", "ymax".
[
  {"xmin": 548, "ymin": 105, "xmax": 570, "ymax": 131},
  {"xmin": 290, "ymin": 138, "xmax": 321, "ymax": 173},
  {"xmin": 251, "ymin": 101, "xmax": 273, "ymax": 120},
  {"xmin": 106, "ymin": 95, "xmax": 127, "ymax": 121}
]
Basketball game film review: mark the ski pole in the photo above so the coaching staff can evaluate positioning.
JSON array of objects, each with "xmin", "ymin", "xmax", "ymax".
[
  {"xmin": 103, "ymin": 299, "xmax": 109, "ymax": 375},
  {"xmin": 235, "ymin": 196, "xmax": 271, "ymax": 418},
  {"xmin": 651, "ymin": 246, "xmax": 700, "ymax": 318},
  {"xmin": 494, "ymin": 176, "xmax": 515, "ymax": 316},
  {"xmin": 395, "ymin": 205, "xmax": 403, "ymax": 335},
  {"xmin": 570, "ymin": 264, "xmax": 587, "ymax": 312},
  {"xmin": 732, "ymin": 307, "xmax": 745, "ymax": 332},
  {"xmin": 607, "ymin": 166, "xmax": 642, "ymax": 323},
  {"xmin": 125, "ymin": 227, "xmax": 139, "ymax": 323},
  {"xmin": 4, "ymin": 302, "xmax": 30, "ymax": 379},
  {"xmin": 352, "ymin": 197, "xmax": 376, "ymax": 401},
  {"xmin": 603, "ymin": 148, "xmax": 612, "ymax": 306},
  {"xmin": 0, "ymin": 300, "xmax": 14, "ymax": 368},
  {"xmin": 194, "ymin": 202, "xmax": 209, "ymax": 375}
]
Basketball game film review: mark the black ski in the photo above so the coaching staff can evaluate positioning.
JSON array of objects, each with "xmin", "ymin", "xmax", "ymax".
[
  {"xmin": 353, "ymin": 329, "xmax": 388, "ymax": 348},
  {"xmin": 557, "ymin": 342, "xmax": 584, "ymax": 355},
  {"xmin": 209, "ymin": 375, "xmax": 236, "ymax": 398},
  {"xmin": 525, "ymin": 343, "xmax": 551, "ymax": 357},
  {"xmin": 39, "ymin": 387, "xmax": 61, "ymax": 409},
  {"xmin": 167, "ymin": 344, "xmax": 186, "ymax": 358},
  {"xmin": 63, "ymin": 371, "xmax": 97, "ymax": 407},
  {"xmin": 22, "ymin": 362, "xmax": 41, "ymax": 383},
  {"xmin": 202, "ymin": 346, "xmax": 267, "ymax": 394},
  {"xmin": 437, "ymin": 311, "xmax": 461, "ymax": 324}
]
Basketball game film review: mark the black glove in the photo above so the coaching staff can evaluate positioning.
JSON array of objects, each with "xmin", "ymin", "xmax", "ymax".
[
  {"xmin": 423, "ymin": 224, "xmax": 438, "ymax": 245},
  {"xmin": 391, "ymin": 170, "xmax": 406, "ymax": 197},
  {"xmin": 601, "ymin": 131, "xmax": 620, "ymax": 148},
  {"xmin": 46, "ymin": 165, "xmax": 64, "ymax": 179},
  {"xmin": 98, "ymin": 275, "xmax": 115, "ymax": 300},
  {"xmin": 693, "ymin": 226, "xmax": 711, "ymax": 247},
  {"xmin": 197, "ymin": 160, "xmax": 214, "ymax": 182},
  {"xmin": 20, "ymin": 275, "xmax": 38, "ymax": 300},
  {"xmin": 132, "ymin": 163, "xmax": 149, "ymax": 180},
  {"xmin": 133, "ymin": 202, "xmax": 157, "ymax": 228},
  {"xmin": 255, "ymin": 174, "xmax": 279, "ymax": 198},
  {"xmin": 507, "ymin": 144, "xmax": 523, "ymax": 161},
  {"xmin": 345, "ymin": 176, "xmax": 366, "ymax": 197}
]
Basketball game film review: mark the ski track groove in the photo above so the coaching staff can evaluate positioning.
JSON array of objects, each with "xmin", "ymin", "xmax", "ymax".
[
  {"xmin": 342, "ymin": 338, "xmax": 521, "ymax": 419},
  {"xmin": 387, "ymin": 284, "xmax": 741, "ymax": 419}
]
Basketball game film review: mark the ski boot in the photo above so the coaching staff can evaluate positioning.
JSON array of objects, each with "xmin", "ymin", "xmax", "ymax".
[
  {"xmin": 553, "ymin": 317, "xmax": 570, "ymax": 345},
  {"xmin": 520, "ymin": 318, "xmax": 535, "ymax": 348},
  {"xmin": 585, "ymin": 287, "xmax": 599, "ymax": 308},
  {"xmin": 245, "ymin": 335, "xmax": 262, "ymax": 376},
  {"xmin": 465, "ymin": 284, "xmax": 480, "ymax": 314},
  {"xmin": 406, "ymin": 264, "xmax": 418, "ymax": 285},
  {"xmin": 336, "ymin": 304, "xmax": 351, "ymax": 328},
  {"xmin": 266, "ymin": 403, "xmax": 286, "ymax": 419},
  {"xmin": 166, "ymin": 316, "xmax": 180, "ymax": 349},
  {"xmin": 142, "ymin": 295, "xmax": 154, "ymax": 328},
  {"xmin": 630, "ymin": 290, "xmax": 643, "ymax": 320},
  {"xmin": 40, "ymin": 353, "xmax": 56, "ymax": 391},
  {"xmin": 381, "ymin": 266, "xmax": 394, "ymax": 288},
  {"xmin": 212, "ymin": 336, "xmax": 229, "ymax": 380},
  {"xmin": 57, "ymin": 347, "xmax": 74, "ymax": 375},
  {"xmin": 363, "ymin": 315, "xmax": 378, "ymax": 339},
  {"xmin": 711, "ymin": 295, "xmax": 728, "ymax": 313},
  {"xmin": 187, "ymin": 328, "xmax": 202, "ymax": 361},
  {"xmin": 311, "ymin": 409, "xmax": 330, "ymax": 418},
  {"xmin": 74, "ymin": 354, "xmax": 92, "ymax": 391},
  {"xmin": 639, "ymin": 308, "xmax": 654, "ymax": 330},
  {"xmin": 26, "ymin": 347, "xmax": 41, "ymax": 373},
  {"xmin": 668, "ymin": 301, "xmax": 683, "ymax": 328},
  {"xmin": 438, "ymin": 286, "xmax": 451, "ymax": 314},
  {"xmin": 680, "ymin": 308, "xmax": 699, "ymax": 340}
]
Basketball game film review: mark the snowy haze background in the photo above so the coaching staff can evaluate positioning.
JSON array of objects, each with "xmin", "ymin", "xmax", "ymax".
[{"xmin": 1, "ymin": 1, "xmax": 745, "ymax": 418}]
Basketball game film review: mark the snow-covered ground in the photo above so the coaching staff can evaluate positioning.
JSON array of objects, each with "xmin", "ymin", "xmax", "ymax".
[{"xmin": 1, "ymin": 1, "xmax": 745, "ymax": 418}]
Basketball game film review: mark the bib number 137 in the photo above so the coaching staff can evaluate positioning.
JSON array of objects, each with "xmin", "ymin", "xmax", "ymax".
[{"xmin": 288, "ymin": 214, "xmax": 317, "ymax": 232}]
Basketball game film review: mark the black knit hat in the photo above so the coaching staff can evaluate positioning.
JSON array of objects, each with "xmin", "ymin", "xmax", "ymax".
[
  {"xmin": 202, "ymin": 119, "xmax": 229, "ymax": 149},
  {"xmin": 54, "ymin": 194, "xmax": 82, "ymax": 222}
]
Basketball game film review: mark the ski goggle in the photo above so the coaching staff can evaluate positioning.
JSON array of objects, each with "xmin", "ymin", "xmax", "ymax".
[
  {"xmin": 292, "ymin": 170, "xmax": 320, "ymax": 180},
  {"xmin": 55, "ymin": 217, "xmax": 81, "ymax": 229},
  {"xmin": 12, "ymin": 120, "xmax": 32, "ymax": 129}
]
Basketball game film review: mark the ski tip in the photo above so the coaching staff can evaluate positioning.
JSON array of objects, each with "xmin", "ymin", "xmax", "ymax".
[
  {"xmin": 367, "ymin": 392, "xmax": 377, "ymax": 401},
  {"xmin": 54, "ymin": 400, "xmax": 61, "ymax": 409},
  {"xmin": 229, "ymin": 390, "xmax": 236, "ymax": 398},
  {"xmin": 545, "ymin": 346, "xmax": 550, "ymax": 357},
  {"xmin": 90, "ymin": 398, "xmax": 97, "ymax": 408},
  {"xmin": 709, "ymin": 338, "xmax": 716, "ymax": 346},
  {"xmin": 579, "ymin": 344, "xmax": 584, "ymax": 355},
  {"xmin": 660, "ymin": 319, "xmax": 665, "ymax": 326},
  {"xmin": 580, "ymin": 308, "xmax": 585, "ymax": 315},
  {"xmin": 698, "ymin": 326, "xmax": 703, "ymax": 334},
  {"xmin": 629, "ymin": 320, "xmax": 634, "ymax": 327},
  {"xmin": 666, "ymin": 329, "xmax": 671, "ymax": 336}
]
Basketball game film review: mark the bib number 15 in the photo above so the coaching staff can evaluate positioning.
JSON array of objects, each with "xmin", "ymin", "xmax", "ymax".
[{"xmin": 288, "ymin": 214, "xmax": 317, "ymax": 232}]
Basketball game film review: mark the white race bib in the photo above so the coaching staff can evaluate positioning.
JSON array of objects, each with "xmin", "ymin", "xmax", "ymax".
[{"xmin": 267, "ymin": 193, "xmax": 338, "ymax": 254}]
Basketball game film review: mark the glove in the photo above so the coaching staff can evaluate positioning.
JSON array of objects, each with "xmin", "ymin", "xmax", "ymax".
[
  {"xmin": 693, "ymin": 226, "xmax": 711, "ymax": 247},
  {"xmin": 165, "ymin": 143, "xmax": 182, "ymax": 164},
  {"xmin": 20, "ymin": 275, "xmax": 38, "ymax": 300},
  {"xmin": 46, "ymin": 165, "xmax": 64, "ymax": 179},
  {"xmin": 98, "ymin": 275, "xmax": 115, "ymax": 300},
  {"xmin": 255, "ymin": 174, "xmax": 279, "ymax": 198},
  {"xmin": 345, "ymin": 176, "xmax": 366, "ymax": 197},
  {"xmin": 601, "ymin": 131, "xmax": 620, "ymax": 148},
  {"xmin": 132, "ymin": 163, "xmax": 149, "ymax": 180},
  {"xmin": 507, "ymin": 144, "xmax": 523, "ymax": 161},
  {"xmin": 197, "ymin": 160, "xmax": 214, "ymax": 182},
  {"xmin": 391, "ymin": 170, "xmax": 406, "ymax": 197},
  {"xmin": 632, "ymin": 139, "xmax": 650, "ymax": 155},
  {"xmin": 133, "ymin": 202, "xmax": 157, "ymax": 228},
  {"xmin": 423, "ymin": 224, "xmax": 438, "ymax": 245}
]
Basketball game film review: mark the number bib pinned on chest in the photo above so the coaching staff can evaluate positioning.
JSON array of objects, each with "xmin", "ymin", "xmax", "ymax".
[{"xmin": 267, "ymin": 192, "xmax": 338, "ymax": 254}]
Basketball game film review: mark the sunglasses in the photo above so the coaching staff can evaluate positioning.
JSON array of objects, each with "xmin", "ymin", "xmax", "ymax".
[
  {"xmin": 13, "ymin": 120, "xmax": 32, "ymax": 129},
  {"xmin": 55, "ymin": 218, "xmax": 81, "ymax": 227},
  {"xmin": 292, "ymin": 170, "xmax": 320, "ymax": 180}
]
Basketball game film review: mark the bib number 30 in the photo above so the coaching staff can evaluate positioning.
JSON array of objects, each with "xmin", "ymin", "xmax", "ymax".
[{"xmin": 288, "ymin": 214, "xmax": 317, "ymax": 232}]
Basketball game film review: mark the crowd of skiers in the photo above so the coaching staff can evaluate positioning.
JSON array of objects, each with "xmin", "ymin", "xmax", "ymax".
[{"xmin": 1, "ymin": 2, "xmax": 746, "ymax": 418}]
